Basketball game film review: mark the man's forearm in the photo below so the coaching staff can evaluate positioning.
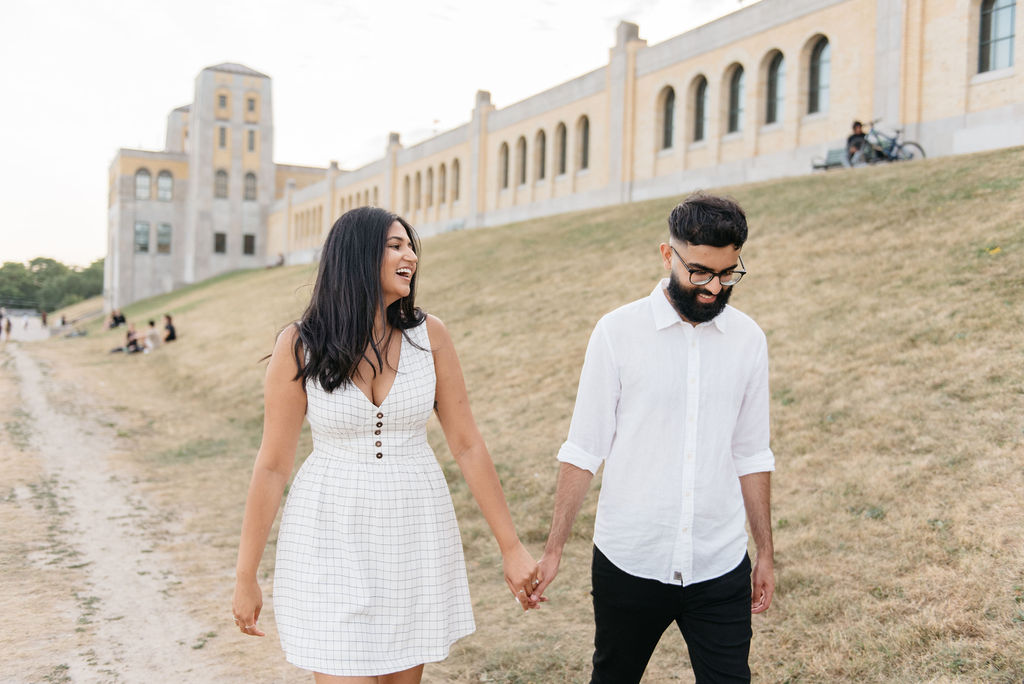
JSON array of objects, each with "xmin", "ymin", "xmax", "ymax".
[
  {"xmin": 739, "ymin": 471, "xmax": 773, "ymax": 559},
  {"xmin": 544, "ymin": 462, "xmax": 595, "ymax": 557}
]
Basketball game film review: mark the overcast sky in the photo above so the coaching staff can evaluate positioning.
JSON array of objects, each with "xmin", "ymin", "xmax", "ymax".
[{"xmin": 0, "ymin": 0, "xmax": 749, "ymax": 267}]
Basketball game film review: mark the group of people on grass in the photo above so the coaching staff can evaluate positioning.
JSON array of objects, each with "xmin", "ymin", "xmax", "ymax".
[
  {"xmin": 108, "ymin": 313, "xmax": 176, "ymax": 354},
  {"xmin": 232, "ymin": 193, "xmax": 774, "ymax": 684}
]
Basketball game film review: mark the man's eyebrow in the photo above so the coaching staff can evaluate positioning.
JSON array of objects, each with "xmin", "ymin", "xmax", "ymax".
[{"xmin": 688, "ymin": 260, "xmax": 738, "ymax": 272}]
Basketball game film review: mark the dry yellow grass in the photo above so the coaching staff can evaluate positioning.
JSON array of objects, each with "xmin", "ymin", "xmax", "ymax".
[{"xmin": 21, "ymin": 145, "xmax": 1024, "ymax": 682}]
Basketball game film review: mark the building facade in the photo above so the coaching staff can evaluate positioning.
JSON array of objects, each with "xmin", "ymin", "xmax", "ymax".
[{"xmin": 108, "ymin": 0, "xmax": 1021, "ymax": 307}]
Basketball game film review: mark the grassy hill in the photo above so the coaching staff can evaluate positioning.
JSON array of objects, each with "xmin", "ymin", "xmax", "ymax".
[{"xmin": 39, "ymin": 146, "xmax": 1024, "ymax": 681}]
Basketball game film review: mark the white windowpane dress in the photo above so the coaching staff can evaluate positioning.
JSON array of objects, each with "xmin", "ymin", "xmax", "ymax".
[{"xmin": 274, "ymin": 321, "xmax": 475, "ymax": 676}]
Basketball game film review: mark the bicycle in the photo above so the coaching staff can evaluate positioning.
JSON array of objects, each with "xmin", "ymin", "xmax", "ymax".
[{"xmin": 859, "ymin": 119, "xmax": 926, "ymax": 163}]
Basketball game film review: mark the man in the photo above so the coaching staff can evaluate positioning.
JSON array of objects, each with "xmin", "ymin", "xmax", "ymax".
[
  {"xmin": 531, "ymin": 193, "xmax": 775, "ymax": 683},
  {"xmin": 847, "ymin": 120, "xmax": 868, "ymax": 165}
]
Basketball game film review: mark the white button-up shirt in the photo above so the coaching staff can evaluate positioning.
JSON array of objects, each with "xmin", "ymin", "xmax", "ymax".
[{"xmin": 557, "ymin": 279, "xmax": 774, "ymax": 586}]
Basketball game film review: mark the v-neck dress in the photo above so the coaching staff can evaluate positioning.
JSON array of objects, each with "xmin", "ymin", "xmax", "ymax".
[{"xmin": 273, "ymin": 320, "xmax": 475, "ymax": 676}]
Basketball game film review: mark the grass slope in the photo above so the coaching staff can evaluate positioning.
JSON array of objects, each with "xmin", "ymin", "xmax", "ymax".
[{"xmin": 38, "ymin": 146, "xmax": 1024, "ymax": 682}]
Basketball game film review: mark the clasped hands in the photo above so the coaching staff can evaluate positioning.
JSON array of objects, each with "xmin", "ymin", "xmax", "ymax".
[{"xmin": 503, "ymin": 541, "xmax": 561, "ymax": 612}]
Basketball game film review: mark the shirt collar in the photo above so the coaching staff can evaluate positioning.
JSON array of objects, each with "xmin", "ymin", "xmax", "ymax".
[{"xmin": 650, "ymin": 278, "xmax": 728, "ymax": 333}]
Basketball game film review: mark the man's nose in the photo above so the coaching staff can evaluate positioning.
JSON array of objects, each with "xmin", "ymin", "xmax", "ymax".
[{"xmin": 705, "ymin": 277, "xmax": 723, "ymax": 294}]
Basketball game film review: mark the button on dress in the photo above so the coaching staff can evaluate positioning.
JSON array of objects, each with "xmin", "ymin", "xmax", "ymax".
[{"xmin": 273, "ymin": 321, "xmax": 475, "ymax": 676}]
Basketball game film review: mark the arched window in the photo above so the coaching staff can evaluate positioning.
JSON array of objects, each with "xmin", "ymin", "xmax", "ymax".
[
  {"xmin": 728, "ymin": 65, "xmax": 745, "ymax": 133},
  {"xmin": 214, "ymin": 169, "xmax": 228, "ymax": 198},
  {"xmin": 766, "ymin": 52, "xmax": 785, "ymax": 124},
  {"xmin": 451, "ymin": 159, "xmax": 460, "ymax": 201},
  {"xmin": 426, "ymin": 168, "xmax": 434, "ymax": 207},
  {"xmin": 516, "ymin": 136, "xmax": 527, "ymax": 186},
  {"xmin": 244, "ymin": 172, "xmax": 257, "ymax": 201},
  {"xmin": 438, "ymin": 164, "xmax": 447, "ymax": 204},
  {"xmin": 693, "ymin": 76, "xmax": 708, "ymax": 142},
  {"xmin": 156, "ymin": 171, "xmax": 173, "ymax": 201},
  {"xmin": 402, "ymin": 176, "xmax": 410, "ymax": 213},
  {"xmin": 577, "ymin": 116, "xmax": 590, "ymax": 170},
  {"xmin": 134, "ymin": 169, "xmax": 151, "ymax": 200},
  {"xmin": 555, "ymin": 123, "xmax": 567, "ymax": 175},
  {"xmin": 373, "ymin": 186, "xmax": 379, "ymax": 206},
  {"xmin": 499, "ymin": 143, "xmax": 509, "ymax": 189},
  {"xmin": 659, "ymin": 87, "xmax": 676, "ymax": 149},
  {"xmin": 535, "ymin": 130, "xmax": 547, "ymax": 180},
  {"xmin": 414, "ymin": 171, "xmax": 422, "ymax": 210},
  {"xmin": 980, "ymin": 0, "xmax": 1016, "ymax": 72},
  {"xmin": 808, "ymin": 37, "xmax": 831, "ymax": 114}
]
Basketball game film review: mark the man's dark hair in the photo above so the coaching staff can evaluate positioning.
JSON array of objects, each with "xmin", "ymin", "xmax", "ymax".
[
  {"xmin": 852, "ymin": 120, "xmax": 863, "ymax": 129},
  {"xmin": 668, "ymin": 192, "xmax": 748, "ymax": 249}
]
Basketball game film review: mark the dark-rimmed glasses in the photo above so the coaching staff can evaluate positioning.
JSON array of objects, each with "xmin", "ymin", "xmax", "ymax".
[{"xmin": 670, "ymin": 246, "xmax": 746, "ymax": 286}]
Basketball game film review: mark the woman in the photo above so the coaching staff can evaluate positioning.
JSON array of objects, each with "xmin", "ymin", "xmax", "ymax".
[{"xmin": 233, "ymin": 207, "xmax": 539, "ymax": 683}]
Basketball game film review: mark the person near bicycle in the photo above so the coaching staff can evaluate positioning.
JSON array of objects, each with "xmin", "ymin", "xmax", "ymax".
[{"xmin": 847, "ymin": 121, "xmax": 869, "ymax": 165}]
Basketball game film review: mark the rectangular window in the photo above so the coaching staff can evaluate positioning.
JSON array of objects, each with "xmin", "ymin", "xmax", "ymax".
[
  {"xmin": 218, "ymin": 94, "xmax": 227, "ymax": 108},
  {"xmin": 157, "ymin": 223, "xmax": 172, "ymax": 254},
  {"xmin": 134, "ymin": 221, "xmax": 150, "ymax": 253},
  {"xmin": 243, "ymin": 234, "xmax": 256, "ymax": 255},
  {"xmin": 247, "ymin": 129, "xmax": 255, "ymax": 152},
  {"xmin": 219, "ymin": 126, "xmax": 227, "ymax": 148},
  {"xmin": 247, "ymin": 97, "xmax": 256, "ymax": 112},
  {"xmin": 214, "ymin": 232, "xmax": 226, "ymax": 254}
]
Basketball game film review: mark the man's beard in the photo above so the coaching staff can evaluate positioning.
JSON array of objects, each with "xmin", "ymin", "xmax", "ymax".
[{"xmin": 666, "ymin": 272, "xmax": 732, "ymax": 323}]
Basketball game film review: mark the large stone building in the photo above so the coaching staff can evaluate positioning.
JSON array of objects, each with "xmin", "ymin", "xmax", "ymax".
[{"xmin": 107, "ymin": 0, "xmax": 1021, "ymax": 309}]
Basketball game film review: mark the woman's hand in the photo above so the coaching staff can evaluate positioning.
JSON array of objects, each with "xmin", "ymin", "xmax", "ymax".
[
  {"xmin": 232, "ymin": 577, "xmax": 266, "ymax": 636},
  {"xmin": 502, "ymin": 540, "xmax": 543, "ymax": 612}
]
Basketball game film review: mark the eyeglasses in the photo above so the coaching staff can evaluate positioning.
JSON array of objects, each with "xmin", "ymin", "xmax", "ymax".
[{"xmin": 671, "ymin": 246, "xmax": 746, "ymax": 286}]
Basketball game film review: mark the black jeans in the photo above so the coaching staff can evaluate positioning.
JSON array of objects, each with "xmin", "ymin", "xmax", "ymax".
[{"xmin": 590, "ymin": 546, "xmax": 752, "ymax": 683}]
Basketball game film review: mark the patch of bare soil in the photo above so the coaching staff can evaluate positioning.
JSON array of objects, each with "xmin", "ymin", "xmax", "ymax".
[{"xmin": 1, "ymin": 344, "xmax": 223, "ymax": 682}]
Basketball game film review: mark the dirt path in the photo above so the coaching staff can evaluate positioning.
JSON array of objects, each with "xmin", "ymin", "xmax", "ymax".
[{"xmin": 3, "ymin": 343, "xmax": 222, "ymax": 682}]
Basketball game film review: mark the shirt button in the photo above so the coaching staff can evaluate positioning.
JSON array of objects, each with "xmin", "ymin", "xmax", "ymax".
[
  {"xmin": 376, "ymin": 422, "xmax": 383, "ymax": 428},
  {"xmin": 375, "ymin": 441, "xmax": 382, "ymax": 447},
  {"xmin": 377, "ymin": 412, "xmax": 384, "ymax": 419},
  {"xmin": 374, "ymin": 429, "xmax": 381, "ymax": 435},
  {"xmin": 375, "ymin": 453, "xmax": 383, "ymax": 459}
]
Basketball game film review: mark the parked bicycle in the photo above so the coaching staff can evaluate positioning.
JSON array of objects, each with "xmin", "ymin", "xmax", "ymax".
[{"xmin": 860, "ymin": 120, "xmax": 926, "ymax": 163}]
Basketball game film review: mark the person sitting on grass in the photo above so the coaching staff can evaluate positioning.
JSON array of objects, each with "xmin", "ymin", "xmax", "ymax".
[
  {"xmin": 143, "ymin": 320, "xmax": 162, "ymax": 353},
  {"xmin": 163, "ymin": 314, "xmax": 176, "ymax": 342}
]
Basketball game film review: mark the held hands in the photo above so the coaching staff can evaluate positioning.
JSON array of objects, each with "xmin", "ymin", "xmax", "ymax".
[
  {"xmin": 232, "ymin": 577, "xmax": 266, "ymax": 636},
  {"xmin": 529, "ymin": 548, "xmax": 561, "ymax": 605},
  {"xmin": 502, "ymin": 540, "xmax": 546, "ymax": 612},
  {"xmin": 750, "ymin": 553, "xmax": 775, "ymax": 614}
]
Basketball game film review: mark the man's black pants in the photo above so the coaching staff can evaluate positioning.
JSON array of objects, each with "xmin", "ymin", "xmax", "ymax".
[{"xmin": 590, "ymin": 546, "xmax": 752, "ymax": 683}]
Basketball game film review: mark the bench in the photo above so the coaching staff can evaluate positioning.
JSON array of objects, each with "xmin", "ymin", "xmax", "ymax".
[{"xmin": 812, "ymin": 148, "xmax": 847, "ymax": 170}]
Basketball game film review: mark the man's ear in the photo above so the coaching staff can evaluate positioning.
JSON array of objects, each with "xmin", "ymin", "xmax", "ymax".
[{"xmin": 659, "ymin": 242, "xmax": 673, "ymax": 271}]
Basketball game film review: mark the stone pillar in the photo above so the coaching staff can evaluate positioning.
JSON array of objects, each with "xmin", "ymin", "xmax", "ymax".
[
  {"xmin": 607, "ymin": 22, "xmax": 645, "ymax": 205},
  {"xmin": 874, "ymin": 0, "xmax": 906, "ymax": 129},
  {"xmin": 383, "ymin": 132, "xmax": 402, "ymax": 212},
  {"xmin": 468, "ymin": 90, "xmax": 494, "ymax": 228}
]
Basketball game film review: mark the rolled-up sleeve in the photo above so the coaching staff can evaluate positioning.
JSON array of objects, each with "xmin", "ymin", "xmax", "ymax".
[
  {"xmin": 557, "ymin": 321, "xmax": 620, "ymax": 474},
  {"xmin": 731, "ymin": 331, "xmax": 775, "ymax": 476}
]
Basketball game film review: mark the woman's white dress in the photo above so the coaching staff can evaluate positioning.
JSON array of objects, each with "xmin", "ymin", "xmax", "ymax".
[{"xmin": 273, "ymin": 321, "xmax": 475, "ymax": 676}]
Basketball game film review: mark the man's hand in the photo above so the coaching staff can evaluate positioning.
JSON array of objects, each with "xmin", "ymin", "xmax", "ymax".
[
  {"xmin": 750, "ymin": 553, "xmax": 774, "ymax": 614},
  {"xmin": 529, "ymin": 549, "xmax": 561, "ymax": 604}
]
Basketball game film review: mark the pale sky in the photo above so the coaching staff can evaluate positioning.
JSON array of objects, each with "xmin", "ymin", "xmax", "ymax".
[{"xmin": 0, "ymin": 0, "xmax": 748, "ymax": 267}]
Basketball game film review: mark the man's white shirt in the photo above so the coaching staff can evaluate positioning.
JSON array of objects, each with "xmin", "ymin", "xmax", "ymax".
[{"xmin": 558, "ymin": 278, "xmax": 774, "ymax": 586}]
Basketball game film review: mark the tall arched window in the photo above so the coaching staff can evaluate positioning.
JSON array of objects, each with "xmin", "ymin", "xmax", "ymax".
[
  {"xmin": 577, "ymin": 116, "xmax": 590, "ymax": 170},
  {"xmin": 499, "ymin": 143, "xmax": 509, "ymax": 189},
  {"xmin": 808, "ymin": 37, "xmax": 831, "ymax": 114},
  {"xmin": 403, "ymin": 176, "xmax": 410, "ymax": 213},
  {"xmin": 414, "ymin": 171, "xmax": 422, "ymax": 210},
  {"xmin": 373, "ymin": 186, "xmax": 379, "ymax": 206},
  {"xmin": 728, "ymin": 65, "xmax": 746, "ymax": 133},
  {"xmin": 516, "ymin": 136, "xmax": 527, "ymax": 186},
  {"xmin": 980, "ymin": 0, "xmax": 1016, "ymax": 72},
  {"xmin": 555, "ymin": 123, "xmax": 567, "ymax": 175},
  {"xmin": 135, "ymin": 169, "xmax": 151, "ymax": 200},
  {"xmin": 693, "ymin": 76, "xmax": 708, "ymax": 142},
  {"xmin": 214, "ymin": 169, "xmax": 228, "ymax": 198},
  {"xmin": 659, "ymin": 87, "xmax": 676, "ymax": 149},
  {"xmin": 244, "ymin": 172, "xmax": 257, "ymax": 201},
  {"xmin": 451, "ymin": 159, "xmax": 460, "ymax": 201},
  {"xmin": 766, "ymin": 52, "xmax": 786, "ymax": 124},
  {"xmin": 156, "ymin": 171, "xmax": 173, "ymax": 201},
  {"xmin": 425, "ymin": 168, "xmax": 434, "ymax": 207},
  {"xmin": 535, "ymin": 130, "xmax": 547, "ymax": 180},
  {"xmin": 438, "ymin": 164, "xmax": 447, "ymax": 204}
]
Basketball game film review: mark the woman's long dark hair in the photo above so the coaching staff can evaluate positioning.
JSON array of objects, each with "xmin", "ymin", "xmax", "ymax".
[{"xmin": 293, "ymin": 207, "xmax": 425, "ymax": 392}]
